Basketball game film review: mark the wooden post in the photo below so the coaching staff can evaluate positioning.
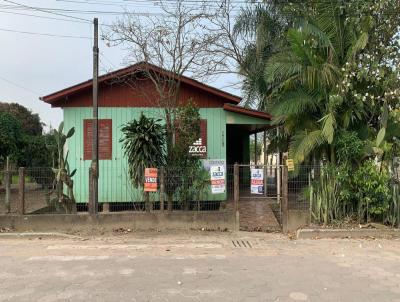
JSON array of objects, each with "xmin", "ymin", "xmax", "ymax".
[
  {"xmin": 18, "ymin": 167, "xmax": 25, "ymax": 215},
  {"xmin": 254, "ymin": 133, "xmax": 257, "ymax": 165},
  {"xmin": 234, "ymin": 163, "xmax": 239, "ymax": 231},
  {"xmin": 88, "ymin": 167, "xmax": 94, "ymax": 214},
  {"xmin": 91, "ymin": 18, "xmax": 99, "ymax": 215},
  {"xmin": 5, "ymin": 157, "xmax": 11, "ymax": 213},
  {"xmin": 281, "ymin": 165, "xmax": 289, "ymax": 233},
  {"xmin": 160, "ymin": 167, "xmax": 165, "ymax": 212},
  {"xmin": 263, "ymin": 131, "xmax": 267, "ymax": 196},
  {"xmin": 102, "ymin": 202, "xmax": 110, "ymax": 213}
]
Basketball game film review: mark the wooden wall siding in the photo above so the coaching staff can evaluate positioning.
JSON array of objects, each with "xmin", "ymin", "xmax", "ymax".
[
  {"xmin": 63, "ymin": 107, "xmax": 227, "ymax": 203},
  {"xmin": 53, "ymin": 79, "xmax": 230, "ymax": 108}
]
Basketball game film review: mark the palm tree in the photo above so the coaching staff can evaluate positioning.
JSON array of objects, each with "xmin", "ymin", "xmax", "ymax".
[
  {"xmin": 120, "ymin": 113, "xmax": 166, "ymax": 212},
  {"xmin": 234, "ymin": 1, "xmax": 289, "ymax": 110},
  {"xmin": 264, "ymin": 0, "xmax": 371, "ymax": 163}
]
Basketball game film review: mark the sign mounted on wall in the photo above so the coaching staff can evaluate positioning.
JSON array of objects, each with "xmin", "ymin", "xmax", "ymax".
[
  {"xmin": 188, "ymin": 120, "xmax": 207, "ymax": 159},
  {"xmin": 210, "ymin": 165, "xmax": 225, "ymax": 194},
  {"xmin": 286, "ymin": 159, "xmax": 295, "ymax": 171},
  {"xmin": 250, "ymin": 168, "xmax": 264, "ymax": 195},
  {"xmin": 144, "ymin": 168, "xmax": 158, "ymax": 192}
]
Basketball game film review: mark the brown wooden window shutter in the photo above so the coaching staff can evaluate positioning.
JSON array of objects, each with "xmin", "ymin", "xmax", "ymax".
[{"xmin": 83, "ymin": 119, "xmax": 112, "ymax": 160}]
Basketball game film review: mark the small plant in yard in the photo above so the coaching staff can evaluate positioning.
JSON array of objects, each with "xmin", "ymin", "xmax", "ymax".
[
  {"xmin": 308, "ymin": 160, "xmax": 394, "ymax": 226},
  {"xmin": 120, "ymin": 113, "xmax": 166, "ymax": 212},
  {"xmin": 48, "ymin": 122, "xmax": 77, "ymax": 214},
  {"xmin": 352, "ymin": 160, "xmax": 391, "ymax": 223},
  {"xmin": 308, "ymin": 164, "xmax": 341, "ymax": 225}
]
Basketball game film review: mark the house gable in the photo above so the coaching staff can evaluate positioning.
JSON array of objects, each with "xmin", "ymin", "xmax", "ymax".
[{"xmin": 41, "ymin": 62, "xmax": 241, "ymax": 108}]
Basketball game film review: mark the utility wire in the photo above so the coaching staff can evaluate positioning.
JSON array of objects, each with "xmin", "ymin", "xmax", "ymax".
[
  {"xmin": 3, "ymin": 0, "xmax": 92, "ymax": 22},
  {"xmin": 0, "ymin": 27, "xmax": 92, "ymax": 39},
  {"xmin": 0, "ymin": 75, "xmax": 40, "ymax": 95},
  {"xmin": 0, "ymin": 9, "xmax": 90, "ymax": 23},
  {"xmin": 2, "ymin": 2, "xmax": 399, "ymax": 16}
]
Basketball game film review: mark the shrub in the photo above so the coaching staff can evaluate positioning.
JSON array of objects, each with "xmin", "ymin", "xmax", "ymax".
[{"xmin": 351, "ymin": 160, "xmax": 391, "ymax": 222}]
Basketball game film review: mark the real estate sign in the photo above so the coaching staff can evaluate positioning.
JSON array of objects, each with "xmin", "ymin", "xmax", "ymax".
[
  {"xmin": 188, "ymin": 120, "xmax": 207, "ymax": 159},
  {"xmin": 286, "ymin": 159, "xmax": 295, "ymax": 171},
  {"xmin": 210, "ymin": 165, "xmax": 225, "ymax": 194},
  {"xmin": 144, "ymin": 168, "xmax": 158, "ymax": 192},
  {"xmin": 250, "ymin": 168, "xmax": 264, "ymax": 195}
]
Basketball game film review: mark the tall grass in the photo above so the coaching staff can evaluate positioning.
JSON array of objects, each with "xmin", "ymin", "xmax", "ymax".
[
  {"xmin": 307, "ymin": 165, "xmax": 341, "ymax": 225},
  {"xmin": 386, "ymin": 182, "xmax": 399, "ymax": 227}
]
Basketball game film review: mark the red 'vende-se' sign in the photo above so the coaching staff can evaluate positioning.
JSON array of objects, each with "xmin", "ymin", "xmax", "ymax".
[{"xmin": 144, "ymin": 168, "xmax": 158, "ymax": 192}]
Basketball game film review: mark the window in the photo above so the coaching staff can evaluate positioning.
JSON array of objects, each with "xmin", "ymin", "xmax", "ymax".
[{"xmin": 83, "ymin": 119, "xmax": 112, "ymax": 160}]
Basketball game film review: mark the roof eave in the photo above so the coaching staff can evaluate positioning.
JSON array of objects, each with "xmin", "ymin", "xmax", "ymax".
[{"xmin": 223, "ymin": 103, "xmax": 273, "ymax": 121}]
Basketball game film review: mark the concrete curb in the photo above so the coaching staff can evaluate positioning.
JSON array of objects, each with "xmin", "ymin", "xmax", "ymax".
[
  {"xmin": 296, "ymin": 228, "xmax": 400, "ymax": 239},
  {"xmin": 0, "ymin": 232, "xmax": 81, "ymax": 239},
  {"xmin": 0, "ymin": 212, "xmax": 235, "ymax": 233}
]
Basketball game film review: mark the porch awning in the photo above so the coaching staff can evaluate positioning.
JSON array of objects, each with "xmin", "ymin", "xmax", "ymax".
[{"xmin": 223, "ymin": 103, "xmax": 275, "ymax": 133}]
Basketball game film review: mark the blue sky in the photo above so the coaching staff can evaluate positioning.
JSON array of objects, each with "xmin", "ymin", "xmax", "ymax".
[{"xmin": 0, "ymin": 0, "xmax": 242, "ymax": 130}]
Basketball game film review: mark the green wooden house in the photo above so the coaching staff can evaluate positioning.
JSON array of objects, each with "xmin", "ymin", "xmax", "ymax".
[{"xmin": 41, "ymin": 62, "xmax": 272, "ymax": 205}]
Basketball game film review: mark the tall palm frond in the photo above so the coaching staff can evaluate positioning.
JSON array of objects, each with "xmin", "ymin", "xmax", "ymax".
[
  {"xmin": 289, "ymin": 130, "xmax": 326, "ymax": 163},
  {"xmin": 271, "ymin": 89, "xmax": 320, "ymax": 117}
]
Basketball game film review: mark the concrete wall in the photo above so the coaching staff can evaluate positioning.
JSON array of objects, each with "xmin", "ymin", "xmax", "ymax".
[
  {"xmin": 287, "ymin": 210, "xmax": 310, "ymax": 232},
  {"xmin": 0, "ymin": 211, "xmax": 236, "ymax": 233}
]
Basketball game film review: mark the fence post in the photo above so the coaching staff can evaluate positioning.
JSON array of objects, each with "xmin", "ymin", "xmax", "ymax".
[
  {"xmin": 234, "ymin": 163, "xmax": 239, "ymax": 232},
  {"xmin": 160, "ymin": 167, "xmax": 165, "ymax": 212},
  {"xmin": 17, "ymin": 167, "xmax": 25, "ymax": 215},
  {"xmin": 281, "ymin": 165, "xmax": 289, "ymax": 233},
  {"xmin": 4, "ymin": 157, "xmax": 10, "ymax": 213},
  {"xmin": 4, "ymin": 170, "xmax": 11, "ymax": 214}
]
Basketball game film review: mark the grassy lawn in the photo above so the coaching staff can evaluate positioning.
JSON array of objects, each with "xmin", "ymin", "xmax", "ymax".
[{"xmin": 0, "ymin": 174, "xmax": 33, "ymax": 185}]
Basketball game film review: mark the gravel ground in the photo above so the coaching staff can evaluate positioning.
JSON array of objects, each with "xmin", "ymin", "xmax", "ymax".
[{"xmin": 0, "ymin": 232, "xmax": 400, "ymax": 301}]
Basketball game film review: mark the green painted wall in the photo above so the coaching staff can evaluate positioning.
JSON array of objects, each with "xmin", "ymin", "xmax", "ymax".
[{"xmin": 63, "ymin": 107, "xmax": 227, "ymax": 203}]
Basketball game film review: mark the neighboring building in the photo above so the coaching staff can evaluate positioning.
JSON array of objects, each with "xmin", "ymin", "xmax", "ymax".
[{"xmin": 41, "ymin": 62, "xmax": 273, "ymax": 204}]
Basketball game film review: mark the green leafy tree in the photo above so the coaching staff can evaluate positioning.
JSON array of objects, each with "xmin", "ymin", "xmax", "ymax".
[
  {"xmin": 168, "ymin": 101, "xmax": 200, "ymax": 168},
  {"xmin": 233, "ymin": 0, "xmax": 400, "ymax": 165},
  {"xmin": 0, "ymin": 112, "xmax": 23, "ymax": 165},
  {"xmin": 166, "ymin": 101, "xmax": 202, "ymax": 210},
  {"xmin": 121, "ymin": 113, "xmax": 166, "ymax": 212},
  {"xmin": 0, "ymin": 102, "xmax": 43, "ymax": 136},
  {"xmin": 248, "ymin": 0, "xmax": 400, "ymax": 225},
  {"xmin": 264, "ymin": 1, "xmax": 369, "ymax": 163},
  {"xmin": 0, "ymin": 103, "xmax": 54, "ymax": 168}
]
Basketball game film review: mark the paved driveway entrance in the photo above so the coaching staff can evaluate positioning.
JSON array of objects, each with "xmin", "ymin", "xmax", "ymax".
[
  {"xmin": 238, "ymin": 198, "xmax": 281, "ymax": 231},
  {"xmin": 226, "ymin": 164, "xmax": 282, "ymax": 232}
]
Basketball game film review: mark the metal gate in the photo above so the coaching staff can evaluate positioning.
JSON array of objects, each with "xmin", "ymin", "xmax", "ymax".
[{"xmin": 237, "ymin": 164, "xmax": 281, "ymax": 202}]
